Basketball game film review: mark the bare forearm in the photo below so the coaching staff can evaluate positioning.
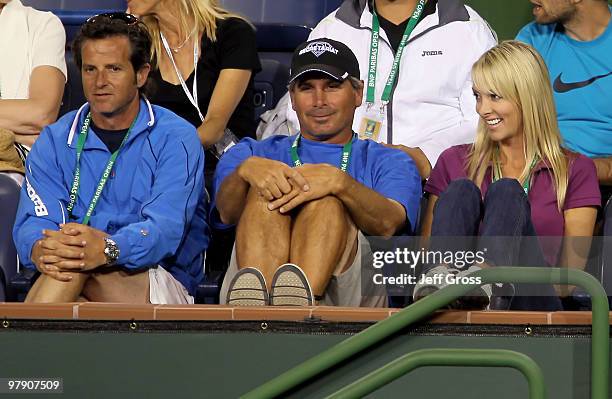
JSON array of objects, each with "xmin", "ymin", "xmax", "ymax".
[
  {"xmin": 556, "ymin": 236, "xmax": 593, "ymax": 297},
  {"xmin": 0, "ymin": 98, "xmax": 59, "ymax": 136},
  {"xmin": 555, "ymin": 207, "xmax": 598, "ymax": 296},
  {"xmin": 334, "ymin": 176, "xmax": 406, "ymax": 237},
  {"xmin": 558, "ymin": 237, "xmax": 592, "ymax": 271},
  {"xmin": 197, "ymin": 116, "xmax": 227, "ymax": 149},
  {"xmin": 198, "ymin": 69, "xmax": 252, "ymax": 148}
]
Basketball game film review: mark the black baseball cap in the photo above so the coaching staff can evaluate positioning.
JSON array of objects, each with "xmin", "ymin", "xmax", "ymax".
[{"xmin": 289, "ymin": 38, "xmax": 360, "ymax": 84}]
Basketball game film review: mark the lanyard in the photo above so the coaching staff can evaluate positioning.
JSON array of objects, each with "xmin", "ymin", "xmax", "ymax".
[
  {"xmin": 366, "ymin": 0, "xmax": 427, "ymax": 107},
  {"xmin": 66, "ymin": 113, "xmax": 135, "ymax": 225},
  {"xmin": 492, "ymin": 151, "xmax": 539, "ymax": 194},
  {"xmin": 290, "ymin": 134, "xmax": 354, "ymax": 172},
  {"xmin": 160, "ymin": 32, "xmax": 204, "ymax": 122}
]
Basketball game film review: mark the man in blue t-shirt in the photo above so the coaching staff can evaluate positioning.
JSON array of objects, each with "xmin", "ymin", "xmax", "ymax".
[
  {"xmin": 516, "ymin": 0, "xmax": 612, "ymax": 185},
  {"xmin": 213, "ymin": 38, "xmax": 421, "ymax": 307}
]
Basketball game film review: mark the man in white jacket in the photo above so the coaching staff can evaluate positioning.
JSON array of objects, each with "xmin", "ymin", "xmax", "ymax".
[{"xmin": 282, "ymin": 0, "xmax": 496, "ymax": 178}]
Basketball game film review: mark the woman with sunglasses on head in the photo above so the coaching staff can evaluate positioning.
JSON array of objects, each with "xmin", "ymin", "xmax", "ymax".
[
  {"xmin": 416, "ymin": 41, "xmax": 600, "ymax": 311},
  {"xmin": 127, "ymin": 0, "xmax": 261, "ymax": 170}
]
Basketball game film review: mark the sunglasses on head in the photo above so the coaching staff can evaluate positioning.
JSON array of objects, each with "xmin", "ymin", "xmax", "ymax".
[{"xmin": 86, "ymin": 12, "xmax": 141, "ymax": 26}]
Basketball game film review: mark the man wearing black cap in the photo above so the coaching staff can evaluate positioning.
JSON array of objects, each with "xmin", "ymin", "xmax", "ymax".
[
  {"xmin": 268, "ymin": 0, "xmax": 496, "ymax": 180},
  {"xmin": 213, "ymin": 38, "xmax": 421, "ymax": 307}
]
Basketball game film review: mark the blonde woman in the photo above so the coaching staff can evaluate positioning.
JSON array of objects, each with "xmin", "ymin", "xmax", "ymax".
[
  {"xmin": 416, "ymin": 41, "xmax": 600, "ymax": 310},
  {"xmin": 128, "ymin": 0, "xmax": 260, "ymax": 269},
  {"xmin": 127, "ymin": 0, "xmax": 260, "ymax": 158}
]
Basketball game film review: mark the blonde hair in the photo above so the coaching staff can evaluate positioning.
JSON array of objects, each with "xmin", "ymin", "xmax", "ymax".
[
  {"xmin": 467, "ymin": 40, "xmax": 569, "ymax": 210},
  {"xmin": 141, "ymin": 0, "xmax": 248, "ymax": 67}
]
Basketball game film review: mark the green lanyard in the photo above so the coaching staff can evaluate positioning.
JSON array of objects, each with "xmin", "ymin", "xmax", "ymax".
[
  {"xmin": 66, "ymin": 112, "xmax": 135, "ymax": 225},
  {"xmin": 289, "ymin": 134, "xmax": 354, "ymax": 172},
  {"xmin": 492, "ymin": 151, "xmax": 539, "ymax": 194},
  {"xmin": 366, "ymin": 0, "xmax": 427, "ymax": 106}
]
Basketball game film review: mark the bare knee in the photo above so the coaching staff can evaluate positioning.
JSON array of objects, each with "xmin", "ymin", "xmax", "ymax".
[
  {"xmin": 240, "ymin": 188, "xmax": 287, "ymax": 223},
  {"xmin": 298, "ymin": 196, "xmax": 345, "ymax": 221},
  {"xmin": 25, "ymin": 272, "xmax": 89, "ymax": 303},
  {"xmin": 236, "ymin": 188, "xmax": 291, "ymax": 272},
  {"xmin": 82, "ymin": 269, "xmax": 149, "ymax": 303},
  {"xmin": 237, "ymin": 187, "xmax": 291, "ymax": 244}
]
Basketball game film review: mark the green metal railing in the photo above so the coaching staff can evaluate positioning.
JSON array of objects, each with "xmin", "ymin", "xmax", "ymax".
[
  {"xmin": 326, "ymin": 349, "xmax": 545, "ymax": 399},
  {"xmin": 242, "ymin": 267, "xmax": 610, "ymax": 399}
]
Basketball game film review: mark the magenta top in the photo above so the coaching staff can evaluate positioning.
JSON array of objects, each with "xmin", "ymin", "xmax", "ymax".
[{"xmin": 425, "ymin": 144, "xmax": 601, "ymax": 264}]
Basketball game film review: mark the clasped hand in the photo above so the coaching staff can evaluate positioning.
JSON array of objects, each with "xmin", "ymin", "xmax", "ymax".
[
  {"xmin": 240, "ymin": 157, "xmax": 345, "ymax": 213},
  {"xmin": 31, "ymin": 223, "xmax": 108, "ymax": 281}
]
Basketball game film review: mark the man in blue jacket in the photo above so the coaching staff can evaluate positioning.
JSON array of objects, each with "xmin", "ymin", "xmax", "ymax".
[{"xmin": 13, "ymin": 13, "xmax": 208, "ymax": 304}]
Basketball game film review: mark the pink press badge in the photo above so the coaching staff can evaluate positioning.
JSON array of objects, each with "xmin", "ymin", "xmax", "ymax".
[{"xmin": 358, "ymin": 104, "xmax": 384, "ymax": 141}]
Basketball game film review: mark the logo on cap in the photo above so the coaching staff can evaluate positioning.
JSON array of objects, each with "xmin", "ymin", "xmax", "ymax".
[{"xmin": 299, "ymin": 41, "xmax": 339, "ymax": 58}]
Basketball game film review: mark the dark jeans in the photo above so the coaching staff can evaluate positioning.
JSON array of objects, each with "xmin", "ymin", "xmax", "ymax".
[{"xmin": 430, "ymin": 178, "xmax": 562, "ymax": 311}]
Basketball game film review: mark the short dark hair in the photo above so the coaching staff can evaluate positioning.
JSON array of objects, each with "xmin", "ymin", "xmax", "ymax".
[{"xmin": 72, "ymin": 13, "xmax": 155, "ymax": 96}]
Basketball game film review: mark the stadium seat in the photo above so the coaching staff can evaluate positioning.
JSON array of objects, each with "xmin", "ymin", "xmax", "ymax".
[
  {"xmin": 58, "ymin": 52, "xmax": 86, "ymax": 117},
  {"xmin": 253, "ymin": 58, "xmax": 290, "ymax": 121},
  {"xmin": 252, "ymin": 23, "xmax": 310, "ymax": 117},
  {"xmin": 0, "ymin": 174, "xmax": 21, "ymax": 301},
  {"xmin": 21, "ymin": 0, "xmax": 61, "ymax": 9},
  {"xmin": 196, "ymin": 270, "xmax": 224, "ymax": 304},
  {"xmin": 24, "ymin": 0, "xmax": 341, "ymax": 26},
  {"xmin": 221, "ymin": 0, "xmax": 342, "ymax": 27},
  {"xmin": 22, "ymin": 0, "xmax": 125, "ymax": 10}
]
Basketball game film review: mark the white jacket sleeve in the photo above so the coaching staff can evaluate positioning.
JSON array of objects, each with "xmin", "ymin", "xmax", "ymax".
[{"xmin": 420, "ymin": 15, "xmax": 497, "ymax": 166}]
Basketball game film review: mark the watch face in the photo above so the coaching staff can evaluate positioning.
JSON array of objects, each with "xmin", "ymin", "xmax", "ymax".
[{"xmin": 104, "ymin": 238, "xmax": 120, "ymax": 264}]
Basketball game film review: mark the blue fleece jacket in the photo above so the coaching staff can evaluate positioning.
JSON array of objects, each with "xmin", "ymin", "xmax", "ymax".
[{"xmin": 13, "ymin": 99, "xmax": 208, "ymax": 295}]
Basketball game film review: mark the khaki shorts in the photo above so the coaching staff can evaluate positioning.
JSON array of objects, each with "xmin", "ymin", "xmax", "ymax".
[
  {"xmin": 148, "ymin": 266, "xmax": 194, "ymax": 305},
  {"xmin": 220, "ymin": 232, "xmax": 387, "ymax": 307}
]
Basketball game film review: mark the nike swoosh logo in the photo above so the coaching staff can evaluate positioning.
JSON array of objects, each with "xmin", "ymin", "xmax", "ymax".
[{"xmin": 553, "ymin": 72, "xmax": 612, "ymax": 93}]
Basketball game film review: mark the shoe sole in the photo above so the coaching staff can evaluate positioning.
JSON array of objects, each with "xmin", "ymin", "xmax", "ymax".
[
  {"xmin": 270, "ymin": 264, "xmax": 313, "ymax": 306},
  {"xmin": 227, "ymin": 268, "xmax": 268, "ymax": 306}
]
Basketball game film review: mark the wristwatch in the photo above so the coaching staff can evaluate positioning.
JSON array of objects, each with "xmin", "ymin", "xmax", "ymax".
[{"xmin": 103, "ymin": 237, "xmax": 120, "ymax": 266}]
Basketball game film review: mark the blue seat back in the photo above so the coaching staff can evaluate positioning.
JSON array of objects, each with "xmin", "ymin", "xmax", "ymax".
[
  {"xmin": 59, "ymin": 51, "xmax": 86, "ymax": 117},
  {"xmin": 253, "ymin": 58, "xmax": 290, "ymax": 121},
  {"xmin": 220, "ymin": 0, "xmax": 342, "ymax": 27},
  {"xmin": 0, "ymin": 174, "xmax": 21, "ymax": 301},
  {"xmin": 22, "ymin": 0, "xmax": 126, "ymax": 10},
  {"xmin": 24, "ymin": 0, "xmax": 341, "ymax": 27}
]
